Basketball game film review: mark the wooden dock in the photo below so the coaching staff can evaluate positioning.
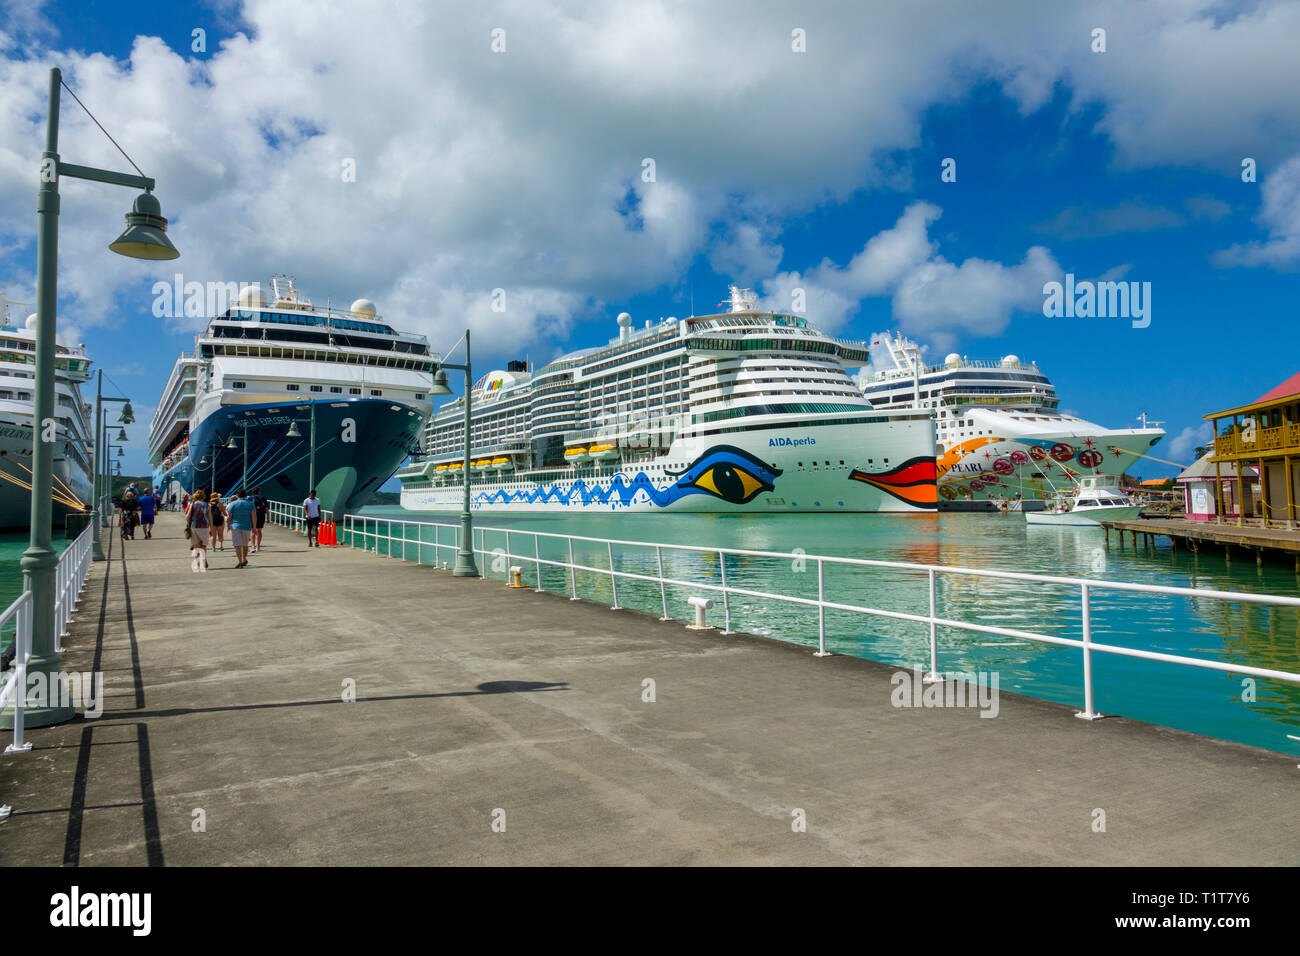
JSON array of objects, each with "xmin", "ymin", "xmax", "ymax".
[{"xmin": 1101, "ymin": 518, "xmax": 1300, "ymax": 568}]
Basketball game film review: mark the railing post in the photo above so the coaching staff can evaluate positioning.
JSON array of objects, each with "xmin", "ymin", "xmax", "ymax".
[
  {"xmin": 505, "ymin": 530, "xmax": 512, "ymax": 582},
  {"xmin": 656, "ymin": 545, "xmax": 669, "ymax": 620},
  {"xmin": 924, "ymin": 567, "xmax": 942, "ymax": 684},
  {"xmin": 1076, "ymin": 583, "xmax": 1103, "ymax": 720},
  {"xmin": 434, "ymin": 523, "xmax": 441, "ymax": 566},
  {"xmin": 533, "ymin": 533, "xmax": 543, "ymax": 592},
  {"xmin": 568, "ymin": 537, "xmax": 578, "ymax": 601},
  {"xmin": 719, "ymin": 550, "xmax": 733, "ymax": 634},
  {"xmin": 608, "ymin": 541, "xmax": 620, "ymax": 609},
  {"xmin": 814, "ymin": 558, "xmax": 830, "ymax": 656},
  {"xmin": 6, "ymin": 601, "xmax": 32, "ymax": 753}
]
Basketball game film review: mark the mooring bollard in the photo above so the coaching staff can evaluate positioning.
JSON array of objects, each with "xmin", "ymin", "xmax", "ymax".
[
  {"xmin": 686, "ymin": 595, "xmax": 714, "ymax": 630},
  {"xmin": 507, "ymin": 565, "xmax": 526, "ymax": 588}
]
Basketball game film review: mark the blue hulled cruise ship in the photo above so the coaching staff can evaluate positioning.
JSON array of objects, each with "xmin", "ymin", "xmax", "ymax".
[{"xmin": 149, "ymin": 276, "xmax": 434, "ymax": 514}]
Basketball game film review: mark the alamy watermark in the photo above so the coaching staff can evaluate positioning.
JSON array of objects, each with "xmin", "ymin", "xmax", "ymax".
[
  {"xmin": 1042, "ymin": 273, "xmax": 1151, "ymax": 329},
  {"xmin": 152, "ymin": 276, "xmax": 260, "ymax": 319},
  {"xmin": 22, "ymin": 670, "xmax": 103, "ymax": 717},
  {"xmin": 890, "ymin": 668, "xmax": 1000, "ymax": 718}
]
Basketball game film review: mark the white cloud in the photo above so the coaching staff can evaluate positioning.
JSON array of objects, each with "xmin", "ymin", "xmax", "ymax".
[
  {"xmin": 1213, "ymin": 154, "xmax": 1300, "ymax": 268},
  {"xmin": 0, "ymin": 0, "xmax": 1297, "ymax": 369},
  {"xmin": 758, "ymin": 203, "xmax": 1061, "ymax": 347},
  {"xmin": 1167, "ymin": 422, "xmax": 1213, "ymax": 463}
]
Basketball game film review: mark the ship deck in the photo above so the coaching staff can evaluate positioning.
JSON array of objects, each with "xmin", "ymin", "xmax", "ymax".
[{"xmin": 1, "ymin": 512, "xmax": 1296, "ymax": 865}]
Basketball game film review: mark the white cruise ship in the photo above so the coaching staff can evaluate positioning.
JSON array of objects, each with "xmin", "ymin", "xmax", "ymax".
[
  {"xmin": 149, "ymin": 276, "xmax": 434, "ymax": 514},
  {"xmin": 397, "ymin": 287, "xmax": 937, "ymax": 514},
  {"xmin": 860, "ymin": 333, "xmax": 1165, "ymax": 503},
  {"xmin": 0, "ymin": 294, "xmax": 94, "ymax": 529}
]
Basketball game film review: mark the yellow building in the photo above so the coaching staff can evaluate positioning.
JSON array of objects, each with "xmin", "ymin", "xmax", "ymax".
[{"xmin": 1206, "ymin": 370, "xmax": 1300, "ymax": 529}]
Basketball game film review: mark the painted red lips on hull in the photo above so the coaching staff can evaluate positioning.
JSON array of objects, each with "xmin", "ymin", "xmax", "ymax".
[{"xmin": 848, "ymin": 456, "xmax": 938, "ymax": 509}]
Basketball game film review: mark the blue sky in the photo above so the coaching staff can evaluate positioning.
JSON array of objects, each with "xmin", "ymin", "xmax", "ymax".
[{"xmin": 2, "ymin": 0, "xmax": 1299, "ymax": 484}]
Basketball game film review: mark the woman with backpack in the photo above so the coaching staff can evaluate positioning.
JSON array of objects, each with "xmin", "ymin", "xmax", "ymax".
[
  {"xmin": 186, "ymin": 488, "xmax": 211, "ymax": 572},
  {"xmin": 208, "ymin": 491, "xmax": 228, "ymax": 550}
]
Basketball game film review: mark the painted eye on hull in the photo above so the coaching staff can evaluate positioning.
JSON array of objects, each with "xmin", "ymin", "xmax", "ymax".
[
  {"xmin": 667, "ymin": 444, "xmax": 781, "ymax": 505},
  {"xmin": 692, "ymin": 462, "xmax": 767, "ymax": 503}
]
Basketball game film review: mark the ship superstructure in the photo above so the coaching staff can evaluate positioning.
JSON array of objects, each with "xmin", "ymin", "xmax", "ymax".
[
  {"xmin": 0, "ymin": 298, "xmax": 94, "ymax": 528},
  {"xmin": 860, "ymin": 333, "xmax": 1164, "ymax": 502},
  {"xmin": 149, "ymin": 276, "xmax": 434, "ymax": 513},
  {"xmin": 398, "ymin": 287, "xmax": 937, "ymax": 513}
]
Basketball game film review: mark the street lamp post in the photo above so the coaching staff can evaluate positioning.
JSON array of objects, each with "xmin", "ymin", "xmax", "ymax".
[
  {"xmin": 225, "ymin": 429, "xmax": 248, "ymax": 492},
  {"xmin": 430, "ymin": 330, "xmax": 478, "ymax": 577},
  {"xmin": 91, "ymin": 369, "xmax": 133, "ymax": 562},
  {"xmin": 9, "ymin": 66, "xmax": 179, "ymax": 728},
  {"xmin": 285, "ymin": 399, "xmax": 317, "ymax": 493}
]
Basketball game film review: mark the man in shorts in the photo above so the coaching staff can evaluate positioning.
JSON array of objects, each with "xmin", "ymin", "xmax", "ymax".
[
  {"xmin": 226, "ymin": 488, "xmax": 258, "ymax": 569},
  {"xmin": 303, "ymin": 489, "xmax": 322, "ymax": 547},
  {"xmin": 137, "ymin": 487, "xmax": 157, "ymax": 539},
  {"xmin": 250, "ymin": 486, "xmax": 269, "ymax": 553}
]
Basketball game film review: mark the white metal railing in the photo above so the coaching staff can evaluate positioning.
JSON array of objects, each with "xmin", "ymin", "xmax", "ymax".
[
  {"xmin": 266, "ymin": 500, "xmax": 336, "ymax": 535},
  {"xmin": 338, "ymin": 513, "xmax": 1300, "ymax": 722},
  {"xmin": 0, "ymin": 592, "xmax": 34, "ymax": 757},
  {"xmin": 1, "ymin": 520, "xmax": 95, "ymax": 761}
]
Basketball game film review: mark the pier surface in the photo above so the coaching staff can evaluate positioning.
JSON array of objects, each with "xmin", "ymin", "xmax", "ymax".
[{"xmin": 1, "ymin": 512, "xmax": 1296, "ymax": 866}]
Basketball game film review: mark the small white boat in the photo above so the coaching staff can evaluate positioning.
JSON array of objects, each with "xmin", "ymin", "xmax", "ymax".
[{"xmin": 1024, "ymin": 475, "xmax": 1144, "ymax": 526}]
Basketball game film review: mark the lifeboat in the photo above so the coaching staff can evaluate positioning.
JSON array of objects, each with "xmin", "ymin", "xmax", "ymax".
[
  {"xmin": 471, "ymin": 459, "xmax": 491, "ymax": 471},
  {"xmin": 447, "ymin": 461, "xmax": 463, "ymax": 471},
  {"xmin": 564, "ymin": 445, "xmax": 590, "ymax": 464},
  {"xmin": 588, "ymin": 443, "xmax": 620, "ymax": 461},
  {"xmin": 491, "ymin": 456, "xmax": 512, "ymax": 470}
]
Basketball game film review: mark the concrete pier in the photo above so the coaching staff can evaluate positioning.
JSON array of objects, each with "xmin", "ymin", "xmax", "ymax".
[{"xmin": 1, "ymin": 512, "xmax": 1296, "ymax": 866}]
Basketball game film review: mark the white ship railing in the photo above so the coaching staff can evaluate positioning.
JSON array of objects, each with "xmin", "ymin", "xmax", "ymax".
[
  {"xmin": 325, "ymin": 512, "xmax": 1300, "ymax": 725},
  {"xmin": 1, "ymin": 521, "xmax": 95, "ymax": 780}
]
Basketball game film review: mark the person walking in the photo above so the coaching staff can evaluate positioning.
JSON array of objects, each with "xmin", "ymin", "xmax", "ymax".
[
  {"xmin": 186, "ymin": 488, "xmax": 211, "ymax": 572},
  {"xmin": 208, "ymin": 491, "xmax": 227, "ymax": 550},
  {"xmin": 119, "ymin": 491, "xmax": 139, "ymax": 540},
  {"xmin": 251, "ymin": 486, "xmax": 269, "ymax": 553},
  {"xmin": 303, "ymin": 489, "xmax": 322, "ymax": 547},
  {"xmin": 137, "ymin": 487, "xmax": 157, "ymax": 539},
  {"xmin": 226, "ymin": 488, "xmax": 257, "ymax": 569}
]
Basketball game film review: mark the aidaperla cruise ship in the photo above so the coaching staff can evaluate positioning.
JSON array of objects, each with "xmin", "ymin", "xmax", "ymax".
[{"xmin": 397, "ymin": 287, "xmax": 937, "ymax": 514}]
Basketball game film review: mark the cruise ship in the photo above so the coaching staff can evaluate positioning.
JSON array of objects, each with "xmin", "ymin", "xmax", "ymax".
[
  {"xmin": 860, "ymin": 333, "xmax": 1165, "ymax": 503},
  {"xmin": 149, "ymin": 276, "xmax": 434, "ymax": 514},
  {"xmin": 397, "ymin": 287, "xmax": 936, "ymax": 514},
  {"xmin": 0, "ymin": 294, "xmax": 94, "ymax": 529}
]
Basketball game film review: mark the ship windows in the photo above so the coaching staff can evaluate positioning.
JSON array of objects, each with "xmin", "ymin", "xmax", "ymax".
[
  {"xmin": 330, "ymin": 386, "xmax": 342, "ymax": 393},
  {"xmin": 310, "ymin": 385, "xmax": 323, "ymax": 392},
  {"xmin": 232, "ymin": 381, "xmax": 246, "ymax": 389},
  {"xmin": 370, "ymin": 389, "xmax": 383, "ymax": 396},
  {"xmin": 349, "ymin": 387, "xmax": 361, "ymax": 395},
  {"xmin": 287, "ymin": 384, "xmax": 300, "ymax": 391}
]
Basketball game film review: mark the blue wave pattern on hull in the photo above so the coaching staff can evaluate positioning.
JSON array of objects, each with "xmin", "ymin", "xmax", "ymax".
[{"xmin": 474, "ymin": 445, "xmax": 781, "ymax": 509}]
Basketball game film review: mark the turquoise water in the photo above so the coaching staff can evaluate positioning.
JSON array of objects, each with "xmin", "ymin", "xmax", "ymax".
[
  {"xmin": 355, "ymin": 506, "xmax": 1300, "ymax": 756},
  {"xmin": 0, "ymin": 532, "xmax": 72, "ymax": 652}
]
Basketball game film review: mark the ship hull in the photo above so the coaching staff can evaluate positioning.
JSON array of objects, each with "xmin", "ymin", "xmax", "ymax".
[
  {"xmin": 0, "ymin": 423, "xmax": 94, "ymax": 531},
  {"xmin": 154, "ymin": 398, "xmax": 423, "ymax": 515},
  {"xmin": 401, "ymin": 418, "xmax": 937, "ymax": 514},
  {"xmin": 936, "ymin": 429, "xmax": 1163, "ymax": 502}
]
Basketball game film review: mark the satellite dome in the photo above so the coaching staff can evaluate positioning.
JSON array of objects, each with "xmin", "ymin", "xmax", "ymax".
[
  {"xmin": 944, "ymin": 352, "xmax": 962, "ymax": 368},
  {"xmin": 616, "ymin": 312, "xmax": 632, "ymax": 328},
  {"xmin": 1002, "ymin": 354, "xmax": 1019, "ymax": 367},
  {"xmin": 25, "ymin": 313, "xmax": 37, "ymax": 331},
  {"xmin": 237, "ymin": 285, "xmax": 268, "ymax": 308},
  {"xmin": 350, "ymin": 298, "xmax": 377, "ymax": 317}
]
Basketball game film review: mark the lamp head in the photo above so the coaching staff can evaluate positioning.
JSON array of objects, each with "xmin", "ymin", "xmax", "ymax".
[
  {"xmin": 431, "ymin": 367, "xmax": 453, "ymax": 395},
  {"xmin": 116, "ymin": 447, "xmax": 123, "ymax": 457},
  {"xmin": 225, "ymin": 434, "xmax": 238, "ymax": 449},
  {"xmin": 118, "ymin": 401, "xmax": 135, "ymax": 424},
  {"xmin": 109, "ymin": 191, "xmax": 180, "ymax": 261},
  {"xmin": 286, "ymin": 421, "xmax": 302, "ymax": 438},
  {"xmin": 117, "ymin": 428, "xmax": 127, "ymax": 441}
]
